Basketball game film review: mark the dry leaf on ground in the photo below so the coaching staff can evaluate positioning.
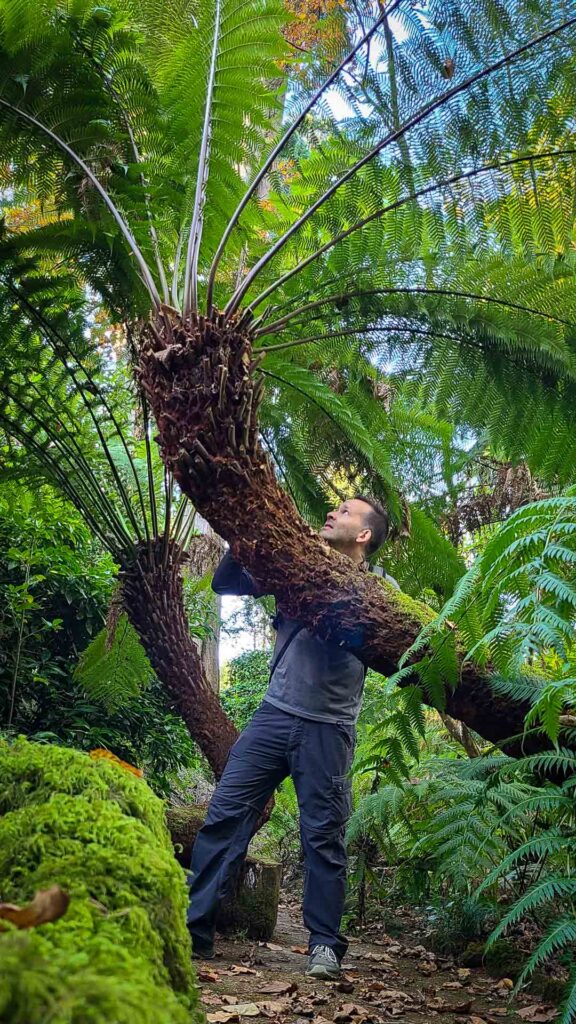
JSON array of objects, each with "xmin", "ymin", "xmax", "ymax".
[
  {"xmin": 259, "ymin": 981, "xmax": 298, "ymax": 997},
  {"xmin": 291, "ymin": 946, "xmax": 308, "ymax": 955},
  {"xmin": 198, "ymin": 970, "xmax": 219, "ymax": 982},
  {"xmin": 259, "ymin": 942, "xmax": 285, "ymax": 951},
  {"xmin": 517, "ymin": 1007, "xmax": 558, "ymax": 1023},
  {"xmin": 335, "ymin": 980, "xmax": 355, "ymax": 994},
  {"xmin": 0, "ymin": 885, "xmax": 69, "ymax": 930},
  {"xmin": 258, "ymin": 999, "xmax": 291, "ymax": 1017},
  {"xmin": 208, "ymin": 1004, "xmax": 261, "ymax": 1021},
  {"xmin": 373, "ymin": 989, "xmax": 411, "ymax": 1003},
  {"xmin": 427, "ymin": 997, "xmax": 474, "ymax": 1014},
  {"xmin": 227, "ymin": 966, "xmax": 260, "ymax": 976}
]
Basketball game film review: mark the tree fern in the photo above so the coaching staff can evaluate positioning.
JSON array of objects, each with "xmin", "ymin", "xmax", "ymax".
[{"xmin": 74, "ymin": 613, "xmax": 155, "ymax": 712}]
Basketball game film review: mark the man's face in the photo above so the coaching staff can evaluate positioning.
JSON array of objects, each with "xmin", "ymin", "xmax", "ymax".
[{"xmin": 319, "ymin": 498, "xmax": 372, "ymax": 553}]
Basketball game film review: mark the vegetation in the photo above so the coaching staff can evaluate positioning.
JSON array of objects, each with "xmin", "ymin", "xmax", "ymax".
[{"xmin": 0, "ymin": 738, "xmax": 200, "ymax": 1023}]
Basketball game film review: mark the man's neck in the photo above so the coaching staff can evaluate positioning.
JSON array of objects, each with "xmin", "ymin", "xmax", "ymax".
[{"xmin": 330, "ymin": 542, "xmax": 365, "ymax": 565}]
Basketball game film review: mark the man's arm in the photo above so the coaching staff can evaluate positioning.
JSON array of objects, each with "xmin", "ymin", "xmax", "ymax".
[{"xmin": 211, "ymin": 549, "xmax": 268, "ymax": 597}]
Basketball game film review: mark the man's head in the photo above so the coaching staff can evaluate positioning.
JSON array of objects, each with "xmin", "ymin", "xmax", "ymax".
[{"xmin": 319, "ymin": 495, "xmax": 389, "ymax": 563}]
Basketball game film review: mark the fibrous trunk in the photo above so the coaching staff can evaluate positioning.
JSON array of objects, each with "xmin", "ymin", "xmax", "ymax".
[
  {"xmin": 120, "ymin": 537, "xmax": 237, "ymax": 778},
  {"xmin": 139, "ymin": 309, "xmax": 555, "ymax": 759}
]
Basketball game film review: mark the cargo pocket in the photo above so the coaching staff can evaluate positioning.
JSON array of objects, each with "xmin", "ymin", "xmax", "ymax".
[{"xmin": 331, "ymin": 774, "xmax": 352, "ymax": 828}]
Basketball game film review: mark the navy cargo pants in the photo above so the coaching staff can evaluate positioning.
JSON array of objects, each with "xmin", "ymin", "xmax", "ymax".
[{"xmin": 187, "ymin": 701, "xmax": 355, "ymax": 961}]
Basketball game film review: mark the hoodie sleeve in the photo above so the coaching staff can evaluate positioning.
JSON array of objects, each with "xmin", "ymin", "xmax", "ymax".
[{"xmin": 211, "ymin": 549, "xmax": 267, "ymax": 597}]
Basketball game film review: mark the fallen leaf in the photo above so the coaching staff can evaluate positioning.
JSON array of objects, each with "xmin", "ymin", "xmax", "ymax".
[
  {"xmin": 334, "ymin": 1003, "xmax": 371, "ymax": 1021},
  {"xmin": 0, "ymin": 885, "xmax": 70, "ymax": 930},
  {"xmin": 207, "ymin": 1012, "xmax": 239, "ymax": 1023},
  {"xmin": 420, "ymin": 961, "xmax": 438, "ymax": 974},
  {"xmin": 371, "ymin": 990, "xmax": 411, "ymax": 1002},
  {"xmin": 222, "ymin": 996, "xmax": 239, "ymax": 1005},
  {"xmin": 495, "ymin": 978, "xmax": 514, "ymax": 990},
  {"xmin": 517, "ymin": 1007, "xmax": 558, "ymax": 1023},
  {"xmin": 441, "ymin": 982, "xmax": 463, "ymax": 990},
  {"xmin": 291, "ymin": 945, "xmax": 308, "ymax": 955},
  {"xmin": 363, "ymin": 952, "xmax": 393, "ymax": 964},
  {"xmin": 457, "ymin": 968, "xmax": 472, "ymax": 980},
  {"xmin": 259, "ymin": 942, "xmax": 285, "ymax": 952},
  {"xmin": 292, "ymin": 1003, "xmax": 315, "ymax": 1018},
  {"xmin": 427, "ymin": 997, "xmax": 473, "ymax": 1014},
  {"xmin": 259, "ymin": 981, "xmax": 298, "ymax": 997},
  {"xmin": 232, "ymin": 1004, "xmax": 260, "ymax": 1017},
  {"xmin": 468, "ymin": 1017, "xmax": 488, "ymax": 1024},
  {"xmin": 258, "ymin": 1000, "xmax": 291, "ymax": 1017},
  {"xmin": 202, "ymin": 995, "xmax": 223, "ymax": 1007},
  {"xmin": 198, "ymin": 970, "xmax": 219, "ymax": 983},
  {"xmin": 336, "ymin": 981, "xmax": 355, "ymax": 994},
  {"xmin": 227, "ymin": 966, "xmax": 259, "ymax": 976}
]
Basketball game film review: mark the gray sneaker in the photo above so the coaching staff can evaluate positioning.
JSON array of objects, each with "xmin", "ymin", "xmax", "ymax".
[{"xmin": 306, "ymin": 944, "xmax": 341, "ymax": 979}]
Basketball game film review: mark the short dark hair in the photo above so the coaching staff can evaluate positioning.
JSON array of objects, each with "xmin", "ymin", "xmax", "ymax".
[{"xmin": 354, "ymin": 494, "xmax": 389, "ymax": 556}]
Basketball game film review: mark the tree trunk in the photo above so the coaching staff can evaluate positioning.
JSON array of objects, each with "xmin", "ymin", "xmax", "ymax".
[
  {"xmin": 138, "ymin": 310, "xmax": 557, "ymax": 759},
  {"xmin": 187, "ymin": 513, "xmax": 225, "ymax": 693},
  {"xmin": 438, "ymin": 713, "xmax": 482, "ymax": 758},
  {"xmin": 120, "ymin": 537, "xmax": 238, "ymax": 778}
]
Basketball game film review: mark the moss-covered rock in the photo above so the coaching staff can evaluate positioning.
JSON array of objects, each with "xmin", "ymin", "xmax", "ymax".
[
  {"xmin": 167, "ymin": 804, "xmax": 208, "ymax": 867},
  {"xmin": 0, "ymin": 738, "xmax": 203, "ymax": 1024}
]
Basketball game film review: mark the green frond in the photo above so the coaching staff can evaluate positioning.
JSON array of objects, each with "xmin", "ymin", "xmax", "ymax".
[{"xmin": 74, "ymin": 613, "xmax": 155, "ymax": 712}]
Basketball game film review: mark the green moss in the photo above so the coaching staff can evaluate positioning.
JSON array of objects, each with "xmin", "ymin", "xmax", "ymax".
[
  {"xmin": 0, "ymin": 738, "xmax": 203, "ymax": 1024},
  {"xmin": 166, "ymin": 804, "xmax": 207, "ymax": 867},
  {"xmin": 379, "ymin": 579, "xmax": 437, "ymax": 627},
  {"xmin": 217, "ymin": 857, "xmax": 281, "ymax": 941},
  {"xmin": 483, "ymin": 939, "xmax": 526, "ymax": 979}
]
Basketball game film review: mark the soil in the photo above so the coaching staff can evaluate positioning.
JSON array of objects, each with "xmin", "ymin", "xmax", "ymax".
[{"xmin": 195, "ymin": 898, "xmax": 558, "ymax": 1024}]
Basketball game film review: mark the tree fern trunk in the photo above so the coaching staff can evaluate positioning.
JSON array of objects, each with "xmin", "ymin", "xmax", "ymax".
[
  {"xmin": 120, "ymin": 537, "xmax": 237, "ymax": 778},
  {"xmin": 138, "ymin": 310, "xmax": 555, "ymax": 758}
]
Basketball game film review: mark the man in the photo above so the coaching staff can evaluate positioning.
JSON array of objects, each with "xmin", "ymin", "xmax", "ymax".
[{"xmin": 187, "ymin": 496, "xmax": 397, "ymax": 979}]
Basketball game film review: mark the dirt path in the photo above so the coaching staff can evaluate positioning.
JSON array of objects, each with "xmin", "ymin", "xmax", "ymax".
[{"xmin": 195, "ymin": 902, "xmax": 557, "ymax": 1024}]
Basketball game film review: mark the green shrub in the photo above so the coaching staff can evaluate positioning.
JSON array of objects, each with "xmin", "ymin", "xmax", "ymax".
[
  {"xmin": 221, "ymin": 649, "xmax": 271, "ymax": 730},
  {"xmin": 0, "ymin": 738, "xmax": 202, "ymax": 1024}
]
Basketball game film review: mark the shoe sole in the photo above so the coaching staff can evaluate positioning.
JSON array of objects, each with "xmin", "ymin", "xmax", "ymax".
[
  {"xmin": 192, "ymin": 950, "xmax": 215, "ymax": 960},
  {"xmin": 306, "ymin": 965, "xmax": 341, "ymax": 979}
]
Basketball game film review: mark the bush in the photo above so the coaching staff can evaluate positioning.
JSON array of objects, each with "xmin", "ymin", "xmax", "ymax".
[
  {"xmin": 0, "ymin": 738, "xmax": 202, "ymax": 1024},
  {"xmin": 220, "ymin": 649, "xmax": 271, "ymax": 730}
]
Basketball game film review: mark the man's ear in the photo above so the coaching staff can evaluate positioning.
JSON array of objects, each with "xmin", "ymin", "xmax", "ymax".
[{"xmin": 356, "ymin": 527, "xmax": 371, "ymax": 546}]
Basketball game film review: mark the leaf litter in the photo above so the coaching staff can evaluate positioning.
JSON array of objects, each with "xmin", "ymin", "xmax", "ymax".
[{"xmin": 196, "ymin": 902, "xmax": 555, "ymax": 1024}]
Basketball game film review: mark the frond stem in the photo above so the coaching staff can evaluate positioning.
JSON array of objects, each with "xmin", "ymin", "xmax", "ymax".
[
  {"xmin": 69, "ymin": 30, "xmax": 170, "ymax": 304},
  {"xmin": 0, "ymin": 98, "xmax": 161, "ymax": 307},
  {"xmin": 206, "ymin": 1, "xmax": 401, "ymax": 311},
  {"xmin": 7, "ymin": 281, "xmax": 151, "ymax": 538},
  {"xmin": 183, "ymin": 0, "xmax": 223, "ymax": 316},
  {"xmin": 256, "ymin": 286, "xmax": 575, "ymax": 339},
  {"xmin": 225, "ymin": 15, "xmax": 576, "ymax": 316},
  {"xmin": 249, "ymin": 149, "xmax": 576, "ymax": 311}
]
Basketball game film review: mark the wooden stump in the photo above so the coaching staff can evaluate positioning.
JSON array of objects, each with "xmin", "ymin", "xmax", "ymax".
[{"xmin": 166, "ymin": 806, "xmax": 281, "ymax": 941}]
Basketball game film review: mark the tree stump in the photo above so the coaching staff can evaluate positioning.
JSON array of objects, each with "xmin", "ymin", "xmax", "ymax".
[{"xmin": 166, "ymin": 806, "xmax": 281, "ymax": 941}]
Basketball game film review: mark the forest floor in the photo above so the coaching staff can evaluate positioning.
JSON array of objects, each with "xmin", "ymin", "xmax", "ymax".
[{"xmin": 195, "ymin": 896, "xmax": 557, "ymax": 1024}]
